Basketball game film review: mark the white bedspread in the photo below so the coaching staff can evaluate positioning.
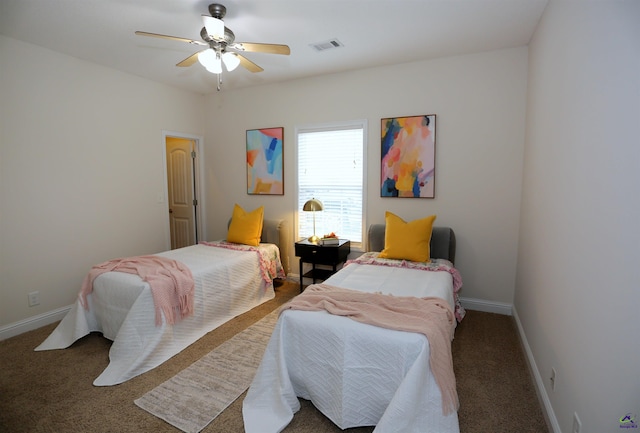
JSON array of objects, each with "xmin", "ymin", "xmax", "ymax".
[
  {"xmin": 243, "ymin": 261, "xmax": 460, "ymax": 433},
  {"xmin": 35, "ymin": 243, "xmax": 281, "ymax": 386}
]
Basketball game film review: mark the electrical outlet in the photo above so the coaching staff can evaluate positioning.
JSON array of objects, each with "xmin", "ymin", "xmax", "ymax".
[
  {"xmin": 572, "ymin": 412, "xmax": 582, "ymax": 433},
  {"xmin": 550, "ymin": 367, "xmax": 556, "ymax": 391},
  {"xmin": 28, "ymin": 291, "xmax": 40, "ymax": 307}
]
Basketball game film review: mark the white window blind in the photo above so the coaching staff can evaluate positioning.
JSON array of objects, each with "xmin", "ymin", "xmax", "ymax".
[{"xmin": 297, "ymin": 122, "xmax": 365, "ymax": 246}]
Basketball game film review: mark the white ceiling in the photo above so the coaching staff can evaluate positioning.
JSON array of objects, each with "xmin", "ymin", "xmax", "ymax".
[{"xmin": 0, "ymin": 0, "xmax": 548, "ymax": 95}]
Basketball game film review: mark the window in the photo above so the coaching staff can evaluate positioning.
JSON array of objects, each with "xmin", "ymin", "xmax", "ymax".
[{"xmin": 297, "ymin": 120, "xmax": 366, "ymax": 249}]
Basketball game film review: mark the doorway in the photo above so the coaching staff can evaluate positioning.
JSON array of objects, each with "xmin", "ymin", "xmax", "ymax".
[{"xmin": 164, "ymin": 133, "xmax": 203, "ymax": 249}]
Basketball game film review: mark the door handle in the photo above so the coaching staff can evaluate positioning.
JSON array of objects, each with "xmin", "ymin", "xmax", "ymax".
[{"xmin": 169, "ymin": 209, "xmax": 173, "ymax": 213}]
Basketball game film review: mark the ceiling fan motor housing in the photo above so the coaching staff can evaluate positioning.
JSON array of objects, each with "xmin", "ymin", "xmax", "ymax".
[{"xmin": 200, "ymin": 26, "xmax": 235, "ymax": 45}]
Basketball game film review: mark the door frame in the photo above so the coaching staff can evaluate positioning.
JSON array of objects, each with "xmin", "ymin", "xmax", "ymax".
[{"xmin": 161, "ymin": 130, "xmax": 206, "ymax": 250}]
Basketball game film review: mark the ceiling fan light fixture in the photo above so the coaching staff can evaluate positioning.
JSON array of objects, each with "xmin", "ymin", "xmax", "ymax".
[
  {"xmin": 199, "ymin": 49, "xmax": 222, "ymax": 74},
  {"xmin": 222, "ymin": 52, "xmax": 240, "ymax": 71},
  {"xmin": 207, "ymin": 58, "xmax": 223, "ymax": 74},
  {"xmin": 202, "ymin": 15, "xmax": 225, "ymax": 41},
  {"xmin": 198, "ymin": 48, "xmax": 216, "ymax": 68}
]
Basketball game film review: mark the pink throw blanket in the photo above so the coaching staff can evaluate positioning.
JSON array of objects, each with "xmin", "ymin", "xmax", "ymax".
[
  {"xmin": 345, "ymin": 252, "xmax": 466, "ymax": 321},
  {"xmin": 79, "ymin": 255, "xmax": 194, "ymax": 326},
  {"xmin": 281, "ymin": 283, "xmax": 459, "ymax": 415}
]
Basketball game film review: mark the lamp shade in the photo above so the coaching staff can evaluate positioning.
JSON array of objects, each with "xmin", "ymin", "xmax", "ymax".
[
  {"xmin": 222, "ymin": 52, "xmax": 240, "ymax": 71},
  {"xmin": 206, "ymin": 59, "xmax": 222, "ymax": 74},
  {"xmin": 303, "ymin": 198, "xmax": 323, "ymax": 212},
  {"xmin": 198, "ymin": 49, "xmax": 216, "ymax": 68}
]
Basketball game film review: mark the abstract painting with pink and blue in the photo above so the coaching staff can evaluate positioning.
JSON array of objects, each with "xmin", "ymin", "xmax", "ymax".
[
  {"xmin": 246, "ymin": 127, "xmax": 284, "ymax": 195},
  {"xmin": 381, "ymin": 115, "xmax": 435, "ymax": 198}
]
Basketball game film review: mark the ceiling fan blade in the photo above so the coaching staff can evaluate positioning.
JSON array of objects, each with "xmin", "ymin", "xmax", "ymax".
[
  {"xmin": 135, "ymin": 31, "xmax": 207, "ymax": 46},
  {"xmin": 237, "ymin": 54, "xmax": 264, "ymax": 73},
  {"xmin": 176, "ymin": 51, "xmax": 203, "ymax": 67},
  {"xmin": 232, "ymin": 42, "xmax": 290, "ymax": 55}
]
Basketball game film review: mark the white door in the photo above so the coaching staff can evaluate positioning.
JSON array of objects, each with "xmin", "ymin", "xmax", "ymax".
[{"xmin": 166, "ymin": 137, "xmax": 197, "ymax": 249}]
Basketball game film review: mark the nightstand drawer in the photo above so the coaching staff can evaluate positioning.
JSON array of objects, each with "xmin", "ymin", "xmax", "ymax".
[{"xmin": 295, "ymin": 239, "xmax": 350, "ymax": 264}]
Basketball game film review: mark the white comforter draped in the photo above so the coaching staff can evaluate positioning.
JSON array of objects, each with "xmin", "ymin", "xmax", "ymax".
[
  {"xmin": 243, "ymin": 261, "xmax": 460, "ymax": 433},
  {"xmin": 36, "ymin": 243, "xmax": 281, "ymax": 386}
]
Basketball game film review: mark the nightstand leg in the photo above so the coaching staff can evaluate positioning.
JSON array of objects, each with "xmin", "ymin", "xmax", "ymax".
[
  {"xmin": 299, "ymin": 259, "xmax": 304, "ymax": 292},
  {"xmin": 312, "ymin": 262, "xmax": 316, "ymax": 284}
]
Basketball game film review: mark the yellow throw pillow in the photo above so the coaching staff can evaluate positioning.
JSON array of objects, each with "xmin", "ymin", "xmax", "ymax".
[
  {"xmin": 227, "ymin": 204, "xmax": 264, "ymax": 246},
  {"xmin": 378, "ymin": 212, "xmax": 436, "ymax": 262}
]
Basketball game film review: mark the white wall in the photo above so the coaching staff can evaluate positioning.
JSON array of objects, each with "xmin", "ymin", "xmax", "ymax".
[
  {"xmin": 0, "ymin": 35, "xmax": 205, "ymax": 329},
  {"xmin": 515, "ymin": 1, "xmax": 640, "ymax": 432},
  {"xmin": 1, "ymin": 36, "xmax": 529, "ymax": 337},
  {"xmin": 203, "ymin": 47, "xmax": 528, "ymax": 309}
]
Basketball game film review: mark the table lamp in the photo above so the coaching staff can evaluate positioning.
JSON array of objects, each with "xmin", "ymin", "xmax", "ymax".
[{"xmin": 303, "ymin": 198, "xmax": 323, "ymax": 243}]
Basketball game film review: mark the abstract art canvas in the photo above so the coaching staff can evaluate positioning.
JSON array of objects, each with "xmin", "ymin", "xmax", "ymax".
[
  {"xmin": 381, "ymin": 115, "xmax": 436, "ymax": 198},
  {"xmin": 246, "ymin": 127, "xmax": 284, "ymax": 195}
]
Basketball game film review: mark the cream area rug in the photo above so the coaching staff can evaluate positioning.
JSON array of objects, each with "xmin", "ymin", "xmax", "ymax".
[{"xmin": 135, "ymin": 309, "xmax": 280, "ymax": 433}]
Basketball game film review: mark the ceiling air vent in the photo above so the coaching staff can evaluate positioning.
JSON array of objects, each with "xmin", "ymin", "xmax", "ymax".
[{"xmin": 310, "ymin": 38, "xmax": 344, "ymax": 52}]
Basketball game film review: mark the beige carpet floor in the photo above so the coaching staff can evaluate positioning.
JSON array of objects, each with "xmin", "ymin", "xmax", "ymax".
[{"xmin": 0, "ymin": 279, "xmax": 549, "ymax": 432}]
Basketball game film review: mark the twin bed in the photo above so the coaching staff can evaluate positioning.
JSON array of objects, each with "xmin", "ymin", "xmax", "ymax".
[
  {"xmin": 243, "ymin": 222, "xmax": 464, "ymax": 433},
  {"xmin": 36, "ymin": 208, "xmax": 463, "ymax": 432},
  {"xmin": 36, "ymin": 218, "xmax": 289, "ymax": 386}
]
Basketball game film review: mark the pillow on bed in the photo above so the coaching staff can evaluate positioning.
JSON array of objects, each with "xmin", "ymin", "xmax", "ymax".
[
  {"xmin": 378, "ymin": 211, "xmax": 436, "ymax": 262},
  {"xmin": 227, "ymin": 204, "xmax": 264, "ymax": 246}
]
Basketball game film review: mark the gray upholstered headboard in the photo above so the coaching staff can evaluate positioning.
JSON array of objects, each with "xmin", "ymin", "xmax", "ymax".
[
  {"xmin": 227, "ymin": 218, "xmax": 290, "ymax": 276},
  {"xmin": 367, "ymin": 224, "xmax": 457, "ymax": 264}
]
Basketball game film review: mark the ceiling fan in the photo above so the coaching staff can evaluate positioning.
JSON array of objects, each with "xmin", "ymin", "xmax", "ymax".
[{"xmin": 135, "ymin": 3, "xmax": 290, "ymax": 90}]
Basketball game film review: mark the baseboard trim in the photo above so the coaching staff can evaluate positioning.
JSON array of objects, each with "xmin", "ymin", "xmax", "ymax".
[
  {"xmin": 460, "ymin": 297, "xmax": 513, "ymax": 315},
  {"xmin": 0, "ymin": 305, "xmax": 71, "ymax": 341},
  {"xmin": 512, "ymin": 307, "xmax": 561, "ymax": 433}
]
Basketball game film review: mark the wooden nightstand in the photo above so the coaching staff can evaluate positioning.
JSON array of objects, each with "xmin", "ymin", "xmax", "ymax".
[{"xmin": 295, "ymin": 238, "xmax": 350, "ymax": 291}]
